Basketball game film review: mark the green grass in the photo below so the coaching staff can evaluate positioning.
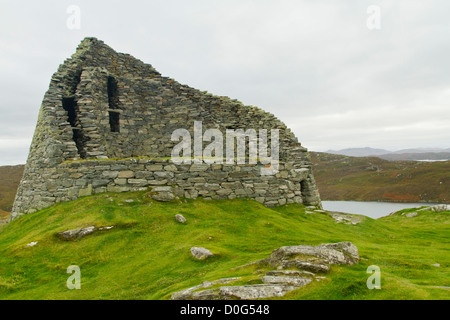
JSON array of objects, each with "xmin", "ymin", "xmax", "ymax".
[{"xmin": 0, "ymin": 192, "xmax": 448, "ymax": 300}]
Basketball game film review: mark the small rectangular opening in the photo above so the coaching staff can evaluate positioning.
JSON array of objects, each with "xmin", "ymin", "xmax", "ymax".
[
  {"xmin": 109, "ymin": 111, "xmax": 120, "ymax": 133},
  {"xmin": 107, "ymin": 76, "xmax": 119, "ymax": 108},
  {"xmin": 107, "ymin": 76, "xmax": 120, "ymax": 133}
]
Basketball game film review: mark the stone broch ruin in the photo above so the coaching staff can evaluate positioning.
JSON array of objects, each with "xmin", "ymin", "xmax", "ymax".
[{"xmin": 11, "ymin": 37, "xmax": 321, "ymax": 220}]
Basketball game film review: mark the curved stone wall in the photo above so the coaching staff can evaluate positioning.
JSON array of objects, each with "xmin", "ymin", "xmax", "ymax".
[{"xmin": 11, "ymin": 38, "xmax": 321, "ymax": 220}]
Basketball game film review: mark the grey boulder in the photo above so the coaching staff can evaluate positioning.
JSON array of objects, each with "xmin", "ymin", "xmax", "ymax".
[
  {"xmin": 269, "ymin": 241, "xmax": 359, "ymax": 267},
  {"xmin": 58, "ymin": 226, "xmax": 95, "ymax": 240},
  {"xmin": 191, "ymin": 247, "xmax": 214, "ymax": 260},
  {"xmin": 175, "ymin": 214, "xmax": 187, "ymax": 223}
]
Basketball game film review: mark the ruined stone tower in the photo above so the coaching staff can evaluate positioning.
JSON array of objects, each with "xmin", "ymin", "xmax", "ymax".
[{"xmin": 11, "ymin": 37, "xmax": 320, "ymax": 220}]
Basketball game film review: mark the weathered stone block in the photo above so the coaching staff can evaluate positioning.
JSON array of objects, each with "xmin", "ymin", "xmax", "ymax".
[
  {"xmin": 189, "ymin": 164, "xmax": 209, "ymax": 172},
  {"xmin": 92, "ymin": 179, "xmax": 110, "ymax": 188},
  {"xmin": 118, "ymin": 171, "xmax": 135, "ymax": 178},
  {"xmin": 164, "ymin": 164, "xmax": 178, "ymax": 172},
  {"xmin": 154, "ymin": 171, "xmax": 173, "ymax": 178},
  {"xmin": 127, "ymin": 179, "xmax": 148, "ymax": 186},
  {"xmin": 102, "ymin": 171, "xmax": 119, "ymax": 179},
  {"xmin": 114, "ymin": 178, "xmax": 127, "ymax": 185},
  {"xmin": 78, "ymin": 184, "xmax": 93, "ymax": 197},
  {"xmin": 146, "ymin": 164, "xmax": 163, "ymax": 171},
  {"xmin": 135, "ymin": 171, "xmax": 154, "ymax": 179},
  {"xmin": 148, "ymin": 179, "xmax": 168, "ymax": 185}
]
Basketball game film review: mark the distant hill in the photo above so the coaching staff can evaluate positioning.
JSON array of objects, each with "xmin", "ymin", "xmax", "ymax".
[
  {"xmin": 0, "ymin": 165, "xmax": 24, "ymax": 215},
  {"xmin": 325, "ymin": 147, "xmax": 450, "ymax": 161},
  {"xmin": 391, "ymin": 148, "xmax": 450, "ymax": 154},
  {"xmin": 377, "ymin": 152, "xmax": 450, "ymax": 161},
  {"xmin": 0, "ymin": 208, "xmax": 9, "ymax": 221},
  {"xmin": 310, "ymin": 152, "xmax": 449, "ymax": 203},
  {"xmin": 325, "ymin": 147, "xmax": 391, "ymax": 157}
]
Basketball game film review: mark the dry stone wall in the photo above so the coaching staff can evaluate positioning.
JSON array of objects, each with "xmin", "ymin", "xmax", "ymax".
[
  {"xmin": 12, "ymin": 158, "xmax": 319, "ymax": 217},
  {"xmin": 11, "ymin": 37, "xmax": 321, "ymax": 220}
]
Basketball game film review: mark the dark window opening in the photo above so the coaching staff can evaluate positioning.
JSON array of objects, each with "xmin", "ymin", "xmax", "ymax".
[
  {"xmin": 109, "ymin": 111, "xmax": 120, "ymax": 133},
  {"xmin": 107, "ymin": 76, "xmax": 119, "ymax": 109},
  {"xmin": 62, "ymin": 97, "xmax": 77, "ymax": 127},
  {"xmin": 107, "ymin": 76, "xmax": 120, "ymax": 133}
]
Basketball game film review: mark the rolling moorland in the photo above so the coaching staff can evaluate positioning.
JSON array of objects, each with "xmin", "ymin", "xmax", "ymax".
[
  {"xmin": 0, "ymin": 165, "xmax": 24, "ymax": 220},
  {"xmin": 310, "ymin": 152, "xmax": 449, "ymax": 203}
]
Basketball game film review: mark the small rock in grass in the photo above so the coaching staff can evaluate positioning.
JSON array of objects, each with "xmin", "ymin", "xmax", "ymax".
[
  {"xmin": 431, "ymin": 263, "xmax": 440, "ymax": 267},
  {"xmin": 58, "ymin": 226, "xmax": 95, "ymax": 240},
  {"xmin": 191, "ymin": 247, "xmax": 213, "ymax": 260},
  {"xmin": 175, "ymin": 214, "xmax": 187, "ymax": 224},
  {"xmin": 405, "ymin": 212, "xmax": 418, "ymax": 218}
]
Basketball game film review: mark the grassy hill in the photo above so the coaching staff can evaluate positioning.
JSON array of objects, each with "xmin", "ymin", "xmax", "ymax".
[
  {"xmin": 0, "ymin": 192, "xmax": 448, "ymax": 300},
  {"xmin": 310, "ymin": 152, "xmax": 450, "ymax": 203},
  {"xmin": 0, "ymin": 165, "xmax": 24, "ymax": 217}
]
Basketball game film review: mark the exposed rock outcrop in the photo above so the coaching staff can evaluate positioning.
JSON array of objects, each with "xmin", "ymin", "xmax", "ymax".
[
  {"xmin": 429, "ymin": 204, "xmax": 449, "ymax": 212},
  {"xmin": 171, "ymin": 277, "xmax": 241, "ymax": 300},
  {"xmin": 405, "ymin": 212, "xmax": 418, "ymax": 217},
  {"xmin": 57, "ymin": 225, "xmax": 115, "ymax": 240},
  {"xmin": 329, "ymin": 212, "xmax": 364, "ymax": 225},
  {"xmin": 57, "ymin": 226, "xmax": 96, "ymax": 240},
  {"xmin": 268, "ymin": 241, "xmax": 360, "ymax": 267},
  {"xmin": 172, "ymin": 241, "xmax": 359, "ymax": 300}
]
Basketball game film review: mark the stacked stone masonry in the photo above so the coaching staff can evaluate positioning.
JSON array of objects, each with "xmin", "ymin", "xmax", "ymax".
[{"xmin": 11, "ymin": 37, "xmax": 321, "ymax": 220}]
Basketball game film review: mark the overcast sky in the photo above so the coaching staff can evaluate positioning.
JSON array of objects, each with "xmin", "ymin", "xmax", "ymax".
[{"xmin": 1, "ymin": 0, "xmax": 449, "ymax": 165}]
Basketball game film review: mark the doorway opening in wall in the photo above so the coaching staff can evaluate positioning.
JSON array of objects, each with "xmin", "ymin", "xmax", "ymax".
[{"xmin": 300, "ymin": 179, "xmax": 308, "ymax": 204}]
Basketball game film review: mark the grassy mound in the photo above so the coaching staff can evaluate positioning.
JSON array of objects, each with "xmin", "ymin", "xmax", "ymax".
[{"xmin": 0, "ymin": 192, "xmax": 448, "ymax": 300}]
